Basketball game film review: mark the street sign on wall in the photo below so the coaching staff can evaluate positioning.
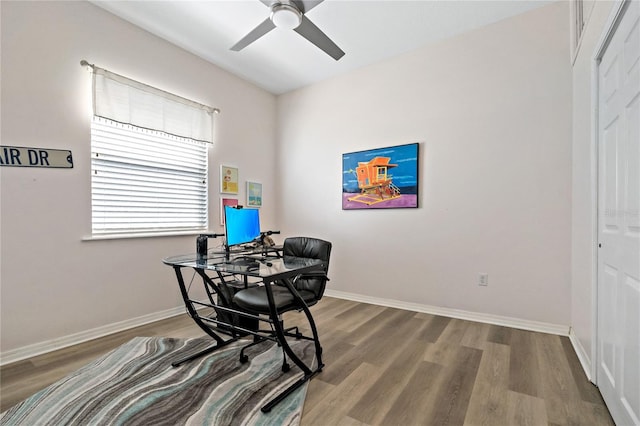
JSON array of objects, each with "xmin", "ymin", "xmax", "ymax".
[{"xmin": 0, "ymin": 146, "xmax": 73, "ymax": 168}]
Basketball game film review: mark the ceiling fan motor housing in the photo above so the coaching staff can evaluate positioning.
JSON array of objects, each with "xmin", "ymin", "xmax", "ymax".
[{"xmin": 270, "ymin": 1, "xmax": 302, "ymax": 29}]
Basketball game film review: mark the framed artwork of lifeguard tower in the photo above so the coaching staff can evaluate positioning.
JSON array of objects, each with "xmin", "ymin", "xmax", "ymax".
[{"xmin": 342, "ymin": 143, "xmax": 419, "ymax": 210}]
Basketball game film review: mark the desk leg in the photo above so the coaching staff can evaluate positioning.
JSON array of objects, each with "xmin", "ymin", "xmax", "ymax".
[
  {"xmin": 263, "ymin": 279, "xmax": 312, "ymax": 375},
  {"xmin": 171, "ymin": 266, "xmax": 237, "ymax": 367},
  {"xmin": 281, "ymin": 278, "xmax": 324, "ymax": 369},
  {"xmin": 170, "ymin": 339, "xmax": 238, "ymax": 367},
  {"xmin": 260, "ymin": 278, "xmax": 323, "ymax": 412},
  {"xmin": 291, "ymin": 285, "xmax": 324, "ymax": 370}
]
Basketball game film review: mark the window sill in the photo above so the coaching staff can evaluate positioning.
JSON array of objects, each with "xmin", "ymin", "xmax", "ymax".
[{"xmin": 82, "ymin": 230, "xmax": 207, "ymax": 241}]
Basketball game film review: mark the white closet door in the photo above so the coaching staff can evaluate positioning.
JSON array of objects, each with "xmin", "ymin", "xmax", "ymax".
[{"xmin": 597, "ymin": 1, "xmax": 640, "ymax": 425}]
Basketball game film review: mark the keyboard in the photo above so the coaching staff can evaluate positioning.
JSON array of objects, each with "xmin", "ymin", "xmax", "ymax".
[{"xmin": 230, "ymin": 257, "xmax": 259, "ymax": 267}]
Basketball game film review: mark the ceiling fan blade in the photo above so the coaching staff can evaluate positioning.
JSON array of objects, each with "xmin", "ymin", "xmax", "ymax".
[
  {"xmin": 230, "ymin": 18, "xmax": 276, "ymax": 51},
  {"xmin": 294, "ymin": 15, "xmax": 345, "ymax": 60},
  {"xmin": 292, "ymin": 0, "xmax": 323, "ymax": 14}
]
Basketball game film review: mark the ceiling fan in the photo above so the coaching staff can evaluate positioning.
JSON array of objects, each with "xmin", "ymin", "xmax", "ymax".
[{"xmin": 231, "ymin": 0, "xmax": 345, "ymax": 61}]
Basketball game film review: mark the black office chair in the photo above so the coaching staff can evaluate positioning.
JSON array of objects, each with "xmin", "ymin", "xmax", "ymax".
[{"xmin": 233, "ymin": 236, "xmax": 332, "ymax": 370}]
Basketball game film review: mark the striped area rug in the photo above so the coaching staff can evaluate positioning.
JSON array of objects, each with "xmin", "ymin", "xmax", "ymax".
[{"xmin": 0, "ymin": 336, "xmax": 315, "ymax": 426}]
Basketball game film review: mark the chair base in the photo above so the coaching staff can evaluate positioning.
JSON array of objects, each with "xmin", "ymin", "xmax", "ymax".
[{"xmin": 238, "ymin": 325, "xmax": 317, "ymax": 374}]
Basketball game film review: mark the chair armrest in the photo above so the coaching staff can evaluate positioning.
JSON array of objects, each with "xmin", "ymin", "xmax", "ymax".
[{"xmin": 285, "ymin": 271, "xmax": 329, "ymax": 288}]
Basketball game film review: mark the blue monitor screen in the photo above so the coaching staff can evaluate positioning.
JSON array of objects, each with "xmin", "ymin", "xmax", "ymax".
[{"xmin": 224, "ymin": 206, "xmax": 260, "ymax": 247}]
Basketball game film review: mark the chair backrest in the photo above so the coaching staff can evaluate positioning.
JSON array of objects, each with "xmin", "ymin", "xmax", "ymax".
[{"xmin": 283, "ymin": 237, "xmax": 332, "ymax": 300}]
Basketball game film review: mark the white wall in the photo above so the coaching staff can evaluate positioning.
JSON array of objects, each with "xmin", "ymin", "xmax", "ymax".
[
  {"xmin": 277, "ymin": 2, "xmax": 572, "ymax": 326},
  {"xmin": 0, "ymin": 1, "xmax": 277, "ymax": 353},
  {"xmin": 570, "ymin": 0, "xmax": 617, "ymax": 374},
  {"xmin": 1, "ymin": 0, "xmax": 582, "ymax": 358}
]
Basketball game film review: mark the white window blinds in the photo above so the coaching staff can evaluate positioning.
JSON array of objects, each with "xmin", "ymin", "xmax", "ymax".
[{"xmin": 91, "ymin": 117, "xmax": 208, "ymax": 235}]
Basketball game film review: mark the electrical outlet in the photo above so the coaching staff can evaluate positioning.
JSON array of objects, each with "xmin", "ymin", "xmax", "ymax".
[{"xmin": 478, "ymin": 273, "xmax": 488, "ymax": 286}]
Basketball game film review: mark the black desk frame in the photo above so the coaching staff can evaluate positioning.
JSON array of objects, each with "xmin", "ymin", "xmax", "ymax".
[{"xmin": 163, "ymin": 249, "xmax": 326, "ymax": 413}]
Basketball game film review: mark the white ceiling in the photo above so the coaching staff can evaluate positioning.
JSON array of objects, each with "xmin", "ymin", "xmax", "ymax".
[{"xmin": 91, "ymin": 0, "xmax": 552, "ymax": 95}]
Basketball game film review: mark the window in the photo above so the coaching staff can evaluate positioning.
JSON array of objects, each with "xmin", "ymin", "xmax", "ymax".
[
  {"xmin": 91, "ymin": 117, "xmax": 208, "ymax": 235},
  {"xmin": 86, "ymin": 63, "xmax": 218, "ymax": 236}
]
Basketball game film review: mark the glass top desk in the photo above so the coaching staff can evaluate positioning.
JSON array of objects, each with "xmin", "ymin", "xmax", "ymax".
[{"xmin": 163, "ymin": 249, "xmax": 326, "ymax": 413}]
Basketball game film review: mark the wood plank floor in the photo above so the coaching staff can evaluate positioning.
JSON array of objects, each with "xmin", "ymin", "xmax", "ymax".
[{"xmin": 1, "ymin": 297, "xmax": 614, "ymax": 425}]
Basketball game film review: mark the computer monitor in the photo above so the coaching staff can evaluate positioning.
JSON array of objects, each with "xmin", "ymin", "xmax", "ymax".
[{"xmin": 224, "ymin": 206, "xmax": 260, "ymax": 252}]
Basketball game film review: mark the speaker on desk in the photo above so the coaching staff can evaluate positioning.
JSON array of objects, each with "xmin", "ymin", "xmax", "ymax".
[{"xmin": 196, "ymin": 235, "xmax": 208, "ymax": 257}]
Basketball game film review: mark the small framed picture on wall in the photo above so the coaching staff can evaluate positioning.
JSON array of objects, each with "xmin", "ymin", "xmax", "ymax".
[
  {"xmin": 220, "ymin": 197, "xmax": 239, "ymax": 225},
  {"xmin": 220, "ymin": 165, "xmax": 238, "ymax": 194},
  {"xmin": 246, "ymin": 181, "xmax": 262, "ymax": 207}
]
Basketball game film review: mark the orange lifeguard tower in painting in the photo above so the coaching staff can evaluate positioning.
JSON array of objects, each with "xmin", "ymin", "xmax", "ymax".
[{"xmin": 348, "ymin": 156, "xmax": 402, "ymax": 205}]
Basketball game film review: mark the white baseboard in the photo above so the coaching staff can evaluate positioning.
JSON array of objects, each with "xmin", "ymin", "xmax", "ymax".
[
  {"xmin": 1, "ymin": 292, "xmax": 573, "ymax": 367},
  {"xmin": 0, "ymin": 305, "xmax": 189, "ymax": 366},
  {"xmin": 325, "ymin": 289, "xmax": 570, "ymax": 336},
  {"xmin": 568, "ymin": 326, "xmax": 594, "ymax": 383}
]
